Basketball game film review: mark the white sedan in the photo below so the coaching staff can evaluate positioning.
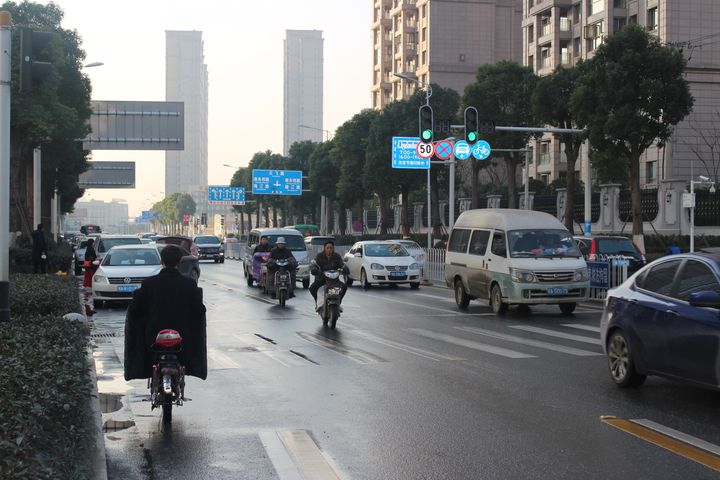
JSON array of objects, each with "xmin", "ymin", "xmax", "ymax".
[
  {"xmin": 344, "ymin": 241, "xmax": 422, "ymax": 289},
  {"xmin": 92, "ymin": 245, "xmax": 163, "ymax": 308}
]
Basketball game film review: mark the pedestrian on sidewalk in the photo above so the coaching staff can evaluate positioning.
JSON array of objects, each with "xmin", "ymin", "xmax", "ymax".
[
  {"xmin": 31, "ymin": 224, "xmax": 48, "ymax": 274},
  {"xmin": 83, "ymin": 238, "xmax": 98, "ymax": 288}
]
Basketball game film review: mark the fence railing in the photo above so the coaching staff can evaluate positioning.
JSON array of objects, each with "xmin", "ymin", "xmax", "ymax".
[
  {"xmin": 423, "ymin": 248, "xmax": 446, "ymax": 283},
  {"xmin": 588, "ymin": 259, "xmax": 629, "ymax": 300}
]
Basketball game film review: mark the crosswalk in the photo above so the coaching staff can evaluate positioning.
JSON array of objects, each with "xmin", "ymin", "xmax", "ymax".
[{"xmin": 205, "ymin": 321, "xmax": 605, "ymax": 370}]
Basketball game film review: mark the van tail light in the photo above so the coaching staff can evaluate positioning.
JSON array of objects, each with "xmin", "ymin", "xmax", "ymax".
[
  {"xmin": 631, "ymin": 240, "xmax": 646, "ymax": 263},
  {"xmin": 589, "ymin": 239, "xmax": 598, "ymax": 261}
]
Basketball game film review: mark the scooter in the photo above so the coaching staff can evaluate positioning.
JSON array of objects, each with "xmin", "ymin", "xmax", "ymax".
[
  {"xmin": 266, "ymin": 258, "xmax": 294, "ymax": 307},
  {"xmin": 148, "ymin": 329, "xmax": 186, "ymax": 424},
  {"xmin": 316, "ymin": 269, "xmax": 346, "ymax": 329},
  {"xmin": 248, "ymin": 252, "xmax": 269, "ymax": 287}
]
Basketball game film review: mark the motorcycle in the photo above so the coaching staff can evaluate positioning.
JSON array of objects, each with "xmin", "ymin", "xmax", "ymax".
[
  {"xmin": 315, "ymin": 269, "xmax": 346, "ymax": 329},
  {"xmin": 148, "ymin": 329, "xmax": 186, "ymax": 424},
  {"xmin": 248, "ymin": 252, "xmax": 270, "ymax": 287},
  {"xmin": 265, "ymin": 258, "xmax": 295, "ymax": 307}
]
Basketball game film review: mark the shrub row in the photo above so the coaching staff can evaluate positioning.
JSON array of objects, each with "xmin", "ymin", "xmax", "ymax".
[
  {"xmin": 9, "ymin": 274, "xmax": 81, "ymax": 317},
  {"xmin": 9, "ymin": 245, "xmax": 73, "ymax": 274}
]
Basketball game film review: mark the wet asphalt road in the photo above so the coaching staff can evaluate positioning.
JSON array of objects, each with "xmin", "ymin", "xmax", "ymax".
[{"xmin": 92, "ymin": 260, "xmax": 720, "ymax": 480}]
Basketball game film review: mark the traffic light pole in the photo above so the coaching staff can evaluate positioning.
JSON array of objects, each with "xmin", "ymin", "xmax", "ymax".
[{"xmin": 0, "ymin": 12, "xmax": 11, "ymax": 322}]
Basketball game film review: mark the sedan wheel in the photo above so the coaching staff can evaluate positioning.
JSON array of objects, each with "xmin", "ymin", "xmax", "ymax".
[
  {"xmin": 361, "ymin": 269, "xmax": 371, "ymax": 290},
  {"xmin": 607, "ymin": 330, "xmax": 646, "ymax": 388}
]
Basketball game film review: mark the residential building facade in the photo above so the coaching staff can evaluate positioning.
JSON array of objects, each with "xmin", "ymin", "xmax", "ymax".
[
  {"xmin": 283, "ymin": 30, "xmax": 324, "ymax": 155},
  {"xmin": 371, "ymin": 0, "xmax": 524, "ymax": 109},
  {"xmin": 523, "ymin": 0, "xmax": 720, "ymax": 187},
  {"xmin": 165, "ymin": 31, "xmax": 209, "ymax": 215},
  {"xmin": 65, "ymin": 199, "xmax": 129, "ymax": 234}
]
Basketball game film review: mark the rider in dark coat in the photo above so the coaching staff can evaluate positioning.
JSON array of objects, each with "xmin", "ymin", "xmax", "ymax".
[
  {"xmin": 310, "ymin": 241, "xmax": 347, "ymax": 302},
  {"xmin": 124, "ymin": 245, "xmax": 207, "ymax": 381},
  {"xmin": 253, "ymin": 236, "xmax": 272, "ymax": 254},
  {"xmin": 267, "ymin": 237, "xmax": 297, "ymax": 297}
]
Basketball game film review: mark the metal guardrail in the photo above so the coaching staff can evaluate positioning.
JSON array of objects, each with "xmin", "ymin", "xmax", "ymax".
[{"xmin": 423, "ymin": 248, "xmax": 446, "ymax": 284}]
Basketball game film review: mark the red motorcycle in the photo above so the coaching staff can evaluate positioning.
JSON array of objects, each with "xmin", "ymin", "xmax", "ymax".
[{"xmin": 149, "ymin": 329, "xmax": 186, "ymax": 423}]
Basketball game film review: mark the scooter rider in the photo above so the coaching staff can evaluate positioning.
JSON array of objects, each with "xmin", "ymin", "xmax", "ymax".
[
  {"xmin": 309, "ymin": 240, "xmax": 347, "ymax": 304},
  {"xmin": 253, "ymin": 235, "xmax": 272, "ymax": 254},
  {"xmin": 268, "ymin": 237, "xmax": 297, "ymax": 298}
]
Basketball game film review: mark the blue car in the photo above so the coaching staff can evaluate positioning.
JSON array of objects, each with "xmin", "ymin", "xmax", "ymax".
[{"xmin": 600, "ymin": 253, "xmax": 720, "ymax": 389}]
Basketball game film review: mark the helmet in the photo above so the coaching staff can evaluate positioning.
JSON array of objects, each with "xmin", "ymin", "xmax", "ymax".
[{"xmin": 155, "ymin": 329, "xmax": 182, "ymax": 348}]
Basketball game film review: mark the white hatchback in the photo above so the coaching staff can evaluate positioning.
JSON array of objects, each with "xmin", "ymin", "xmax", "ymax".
[
  {"xmin": 344, "ymin": 241, "xmax": 422, "ymax": 289},
  {"xmin": 92, "ymin": 245, "xmax": 163, "ymax": 308}
]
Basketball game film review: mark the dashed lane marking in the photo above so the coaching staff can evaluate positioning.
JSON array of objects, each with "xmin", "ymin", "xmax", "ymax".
[
  {"xmin": 207, "ymin": 347, "xmax": 242, "ymax": 369},
  {"xmin": 456, "ymin": 326, "xmax": 602, "ymax": 357},
  {"xmin": 296, "ymin": 332, "xmax": 387, "ymax": 364},
  {"xmin": 561, "ymin": 323, "xmax": 602, "ymax": 333},
  {"xmin": 344, "ymin": 327, "xmax": 462, "ymax": 362},
  {"xmin": 509, "ymin": 325, "xmax": 600, "ymax": 345},
  {"xmin": 408, "ymin": 328, "xmax": 536, "ymax": 359}
]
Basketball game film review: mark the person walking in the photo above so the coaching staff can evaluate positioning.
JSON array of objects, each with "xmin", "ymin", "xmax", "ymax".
[
  {"xmin": 31, "ymin": 224, "xmax": 48, "ymax": 274},
  {"xmin": 83, "ymin": 238, "xmax": 98, "ymax": 288}
]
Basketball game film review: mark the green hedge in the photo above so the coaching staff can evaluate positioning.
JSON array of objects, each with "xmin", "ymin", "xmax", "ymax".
[
  {"xmin": 0, "ymin": 275, "xmax": 92, "ymax": 480},
  {"xmin": 9, "ymin": 274, "xmax": 81, "ymax": 317},
  {"xmin": 9, "ymin": 245, "xmax": 73, "ymax": 274}
]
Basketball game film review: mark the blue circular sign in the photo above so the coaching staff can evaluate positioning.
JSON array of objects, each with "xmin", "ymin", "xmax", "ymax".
[
  {"xmin": 472, "ymin": 140, "xmax": 492, "ymax": 160},
  {"xmin": 453, "ymin": 140, "xmax": 471, "ymax": 160},
  {"xmin": 435, "ymin": 140, "xmax": 454, "ymax": 161}
]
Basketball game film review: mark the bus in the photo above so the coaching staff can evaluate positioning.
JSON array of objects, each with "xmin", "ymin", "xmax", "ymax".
[{"xmin": 80, "ymin": 224, "xmax": 102, "ymax": 235}]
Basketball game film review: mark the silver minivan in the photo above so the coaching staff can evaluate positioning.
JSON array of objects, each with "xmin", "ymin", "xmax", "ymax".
[
  {"xmin": 243, "ymin": 228, "xmax": 311, "ymax": 288},
  {"xmin": 445, "ymin": 209, "xmax": 589, "ymax": 315}
]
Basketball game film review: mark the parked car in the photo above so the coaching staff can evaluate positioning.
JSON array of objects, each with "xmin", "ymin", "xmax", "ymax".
[
  {"xmin": 390, "ymin": 239, "xmax": 425, "ymax": 263},
  {"xmin": 193, "ymin": 235, "xmax": 225, "ymax": 263},
  {"xmin": 244, "ymin": 228, "xmax": 311, "ymax": 288},
  {"xmin": 305, "ymin": 236, "xmax": 336, "ymax": 256},
  {"xmin": 154, "ymin": 242, "xmax": 201, "ymax": 283},
  {"xmin": 95, "ymin": 235, "xmax": 143, "ymax": 263},
  {"xmin": 344, "ymin": 241, "xmax": 422, "ymax": 289},
  {"xmin": 601, "ymin": 252, "xmax": 720, "ymax": 390},
  {"xmin": 91, "ymin": 245, "xmax": 163, "ymax": 308},
  {"xmin": 574, "ymin": 235, "xmax": 646, "ymax": 273},
  {"xmin": 445, "ymin": 209, "xmax": 589, "ymax": 315}
]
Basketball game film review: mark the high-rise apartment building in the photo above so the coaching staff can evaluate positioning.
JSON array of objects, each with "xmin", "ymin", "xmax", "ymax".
[
  {"xmin": 284, "ymin": 30, "xmax": 324, "ymax": 155},
  {"xmin": 371, "ymin": 0, "xmax": 524, "ymax": 109},
  {"xmin": 523, "ymin": 0, "xmax": 720, "ymax": 186},
  {"xmin": 165, "ymin": 31, "xmax": 209, "ymax": 214}
]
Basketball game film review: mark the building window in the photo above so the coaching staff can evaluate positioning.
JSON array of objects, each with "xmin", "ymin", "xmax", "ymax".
[
  {"xmin": 560, "ymin": 143, "xmax": 567, "ymax": 163},
  {"xmin": 560, "ymin": 45, "xmax": 571, "ymax": 65},
  {"xmin": 422, "ymin": 27, "xmax": 426, "ymax": 42},
  {"xmin": 573, "ymin": 5, "xmax": 581, "ymax": 23},
  {"xmin": 613, "ymin": 0, "xmax": 627, "ymax": 8},
  {"xmin": 646, "ymin": 161, "xmax": 657, "ymax": 183},
  {"xmin": 528, "ymin": 24, "xmax": 534, "ymax": 43},
  {"xmin": 647, "ymin": 7, "xmax": 658, "ymax": 30},
  {"xmin": 613, "ymin": 17, "xmax": 627, "ymax": 32},
  {"xmin": 421, "ymin": 5, "xmax": 426, "ymax": 18},
  {"xmin": 629, "ymin": 14, "xmax": 637, "ymax": 24},
  {"xmin": 539, "ymin": 142, "xmax": 550, "ymax": 164},
  {"xmin": 588, "ymin": 0, "xmax": 604, "ymax": 16},
  {"xmin": 540, "ymin": 15, "xmax": 552, "ymax": 37},
  {"xmin": 374, "ymin": 49, "xmax": 378, "ymax": 65},
  {"xmin": 560, "ymin": 16, "xmax": 570, "ymax": 32},
  {"xmin": 528, "ymin": 55, "xmax": 534, "ymax": 69},
  {"xmin": 586, "ymin": 21, "xmax": 604, "ymax": 52},
  {"xmin": 573, "ymin": 37, "xmax": 581, "ymax": 57},
  {"xmin": 528, "ymin": 0, "xmax": 534, "ymax": 8},
  {"xmin": 421, "ymin": 50, "xmax": 426, "ymax": 65},
  {"xmin": 540, "ymin": 47, "xmax": 552, "ymax": 68},
  {"xmin": 541, "ymin": 173, "xmax": 550, "ymax": 184}
]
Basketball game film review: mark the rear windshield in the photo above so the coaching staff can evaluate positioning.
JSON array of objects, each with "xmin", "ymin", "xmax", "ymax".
[
  {"xmin": 103, "ymin": 249, "xmax": 160, "ymax": 266},
  {"xmin": 365, "ymin": 243, "xmax": 409, "ymax": 257},
  {"xmin": 309, "ymin": 238, "xmax": 334, "ymax": 246},
  {"xmin": 195, "ymin": 236, "xmax": 221, "ymax": 244},
  {"xmin": 99, "ymin": 237, "xmax": 142, "ymax": 252},
  {"xmin": 266, "ymin": 234, "xmax": 306, "ymax": 251},
  {"xmin": 597, "ymin": 238, "xmax": 641, "ymax": 258}
]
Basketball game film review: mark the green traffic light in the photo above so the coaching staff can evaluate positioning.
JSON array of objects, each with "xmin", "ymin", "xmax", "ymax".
[
  {"xmin": 422, "ymin": 129, "xmax": 432, "ymax": 141},
  {"xmin": 468, "ymin": 131, "xmax": 477, "ymax": 142}
]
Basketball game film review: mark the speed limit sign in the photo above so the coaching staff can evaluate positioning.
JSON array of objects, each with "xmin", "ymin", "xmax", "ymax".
[{"xmin": 416, "ymin": 142, "xmax": 434, "ymax": 159}]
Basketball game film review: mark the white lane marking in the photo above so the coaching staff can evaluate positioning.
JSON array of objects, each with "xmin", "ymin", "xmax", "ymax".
[
  {"xmin": 360, "ymin": 292, "xmax": 462, "ymax": 314},
  {"xmin": 345, "ymin": 327, "xmax": 462, "ymax": 362},
  {"xmin": 207, "ymin": 347, "xmax": 242, "ymax": 369},
  {"xmin": 455, "ymin": 326, "xmax": 602, "ymax": 357},
  {"xmin": 258, "ymin": 431, "xmax": 304, "ymax": 480},
  {"xmin": 631, "ymin": 419, "xmax": 720, "ymax": 457},
  {"xmin": 408, "ymin": 328, "xmax": 536, "ymax": 359},
  {"xmin": 263, "ymin": 350, "xmax": 314, "ymax": 367},
  {"xmin": 509, "ymin": 325, "xmax": 601, "ymax": 345},
  {"xmin": 414, "ymin": 292, "xmax": 455, "ymax": 303},
  {"xmin": 561, "ymin": 323, "xmax": 602, "ymax": 333},
  {"xmin": 278, "ymin": 430, "xmax": 341, "ymax": 480},
  {"xmin": 296, "ymin": 332, "xmax": 386, "ymax": 364}
]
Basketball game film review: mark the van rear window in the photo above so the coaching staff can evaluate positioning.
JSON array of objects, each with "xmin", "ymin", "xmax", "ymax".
[{"xmin": 448, "ymin": 229, "xmax": 471, "ymax": 253}]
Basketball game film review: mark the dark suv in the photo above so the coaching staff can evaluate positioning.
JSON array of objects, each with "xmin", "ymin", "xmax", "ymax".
[
  {"xmin": 193, "ymin": 235, "xmax": 224, "ymax": 263},
  {"xmin": 574, "ymin": 235, "xmax": 647, "ymax": 273}
]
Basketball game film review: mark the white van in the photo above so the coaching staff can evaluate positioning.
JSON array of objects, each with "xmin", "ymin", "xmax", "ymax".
[
  {"xmin": 445, "ymin": 209, "xmax": 589, "ymax": 315},
  {"xmin": 244, "ymin": 228, "xmax": 311, "ymax": 288}
]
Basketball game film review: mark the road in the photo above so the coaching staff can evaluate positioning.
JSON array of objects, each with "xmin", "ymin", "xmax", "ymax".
[{"xmin": 92, "ymin": 260, "xmax": 720, "ymax": 479}]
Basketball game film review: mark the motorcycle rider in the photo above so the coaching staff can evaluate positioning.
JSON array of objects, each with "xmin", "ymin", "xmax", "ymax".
[
  {"xmin": 267, "ymin": 237, "xmax": 297, "ymax": 298},
  {"xmin": 309, "ymin": 240, "xmax": 347, "ymax": 306},
  {"xmin": 253, "ymin": 235, "xmax": 272, "ymax": 254}
]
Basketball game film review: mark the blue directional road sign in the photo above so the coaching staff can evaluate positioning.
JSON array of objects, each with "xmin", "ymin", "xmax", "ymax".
[
  {"xmin": 471, "ymin": 140, "xmax": 492, "ymax": 160},
  {"xmin": 392, "ymin": 137, "xmax": 430, "ymax": 170},
  {"xmin": 252, "ymin": 169, "xmax": 303, "ymax": 195},
  {"xmin": 208, "ymin": 186, "xmax": 246, "ymax": 205},
  {"xmin": 453, "ymin": 140, "xmax": 472, "ymax": 160}
]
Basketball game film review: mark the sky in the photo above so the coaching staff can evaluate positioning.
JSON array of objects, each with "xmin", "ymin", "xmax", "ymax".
[{"xmin": 49, "ymin": 0, "xmax": 371, "ymax": 217}]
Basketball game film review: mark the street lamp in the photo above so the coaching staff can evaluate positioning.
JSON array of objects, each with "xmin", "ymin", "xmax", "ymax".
[
  {"xmin": 299, "ymin": 124, "xmax": 330, "ymax": 141},
  {"xmin": 223, "ymin": 164, "xmax": 240, "ymax": 169},
  {"xmin": 689, "ymin": 175, "xmax": 716, "ymax": 253},
  {"xmin": 83, "ymin": 62, "xmax": 104, "ymax": 68}
]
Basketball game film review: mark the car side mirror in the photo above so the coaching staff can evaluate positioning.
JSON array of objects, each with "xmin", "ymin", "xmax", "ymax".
[
  {"xmin": 688, "ymin": 291, "xmax": 720, "ymax": 309},
  {"xmin": 354, "ymin": 252, "xmax": 362, "ymax": 258}
]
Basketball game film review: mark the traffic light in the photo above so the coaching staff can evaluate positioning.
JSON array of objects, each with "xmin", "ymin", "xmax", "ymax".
[
  {"xmin": 220, "ymin": 215, "xmax": 225, "ymax": 228},
  {"xmin": 19, "ymin": 27, "xmax": 54, "ymax": 91},
  {"xmin": 201, "ymin": 213, "xmax": 207, "ymax": 226},
  {"xmin": 464, "ymin": 107, "xmax": 478, "ymax": 144},
  {"xmin": 419, "ymin": 105, "xmax": 434, "ymax": 143}
]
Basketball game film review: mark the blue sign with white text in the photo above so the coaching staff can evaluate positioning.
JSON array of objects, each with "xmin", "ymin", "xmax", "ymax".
[
  {"xmin": 588, "ymin": 261, "xmax": 610, "ymax": 289},
  {"xmin": 392, "ymin": 137, "xmax": 430, "ymax": 169},
  {"xmin": 252, "ymin": 169, "xmax": 303, "ymax": 195},
  {"xmin": 208, "ymin": 186, "xmax": 246, "ymax": 204}
]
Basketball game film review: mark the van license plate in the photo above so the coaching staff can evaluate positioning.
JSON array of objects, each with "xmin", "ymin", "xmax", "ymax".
[{"xmin": 547, "ymin": 287, "xmax": 568, "ymax": 295}]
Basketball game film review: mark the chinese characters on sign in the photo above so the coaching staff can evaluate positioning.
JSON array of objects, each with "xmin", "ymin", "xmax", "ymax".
[
  {"xmin": 392, "ymin": 137, "xmax": 430, "ymax": 170},
  {"xmin": 587, "ymin": 262, "xmax": 610, "ymax": 289},
  {"xmin": 251, "ymin": 169, "xmax": 303, "ymax": 196},
  {"xmin": 208, "ymin": 186, "xmax": 246, "ymax": 205}
]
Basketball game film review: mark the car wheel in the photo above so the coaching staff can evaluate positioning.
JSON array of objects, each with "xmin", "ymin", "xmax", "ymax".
[
  {"xmin": 243, "ymin": 263, "xmax": 248, "ymax": 277},
  {"xmin": 410, "ymin": 282, "xmax": 420, "ymax": 290},
  {"xmin": 454, "ymin": 279, "xmax": 470, "ymax": 310},
  {"xmin": 361, "ymin": 269, "xmax": 371, "ymax": 290},
  {"xmin": 219, "ymin": 259, "xmax": 225, "ymax": 264},
  {"xmin": 93, "ymin": 299, "xmax": 103, "ymax": 309},
  {"xmin": 346, "ymin": 278, "xmax": 354, "ymax": 287},
  {"xmin": 607, "ymin": 330, "xmax": 646, "ymax": 388},
  {"xmin": 559, "ymin": 303, "xmax": 576, "ymax": 315},
  {"xmin": 302, "ymin": 278, "xmax": 310, "ymax": 289},
  {"xmin": 490, "ymin": 284, "xmax": 508, "ymax": 316}
]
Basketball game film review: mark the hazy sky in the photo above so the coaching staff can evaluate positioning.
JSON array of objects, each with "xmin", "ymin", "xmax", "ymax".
[{"xmin": 50, "ymin": 0, "xmax": 371, "ymax": 216}]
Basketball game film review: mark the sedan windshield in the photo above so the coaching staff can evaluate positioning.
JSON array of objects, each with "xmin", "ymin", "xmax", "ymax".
[
  {"xmin": 508, "ymin": 229, "xmax": 581, "ymax": 258},
  {"xmin": 365, "ymin": 243, "xmax": 409, "ymax": 257},
  {"xmin": 195, "ymin": 236, "xmax": 221, "ymax": 244},
  {"xmin": 103, "ymin": 249, "xmax": 161, "ymax": 266},
  {"xmin": 99, "ymin": 237, "xmax": 142, "ymax": 252}
]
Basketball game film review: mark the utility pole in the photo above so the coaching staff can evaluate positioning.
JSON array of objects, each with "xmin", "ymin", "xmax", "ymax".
[
  {"xmin": 33, "ymin": 147, "xmax": 41, "ymax": 228},
  {"xmin": 0, "ymin": 11, "xmax": 11, "ymax": 322}
]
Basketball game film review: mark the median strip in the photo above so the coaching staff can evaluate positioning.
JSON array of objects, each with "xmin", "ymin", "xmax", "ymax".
[{"xmin": 601, "ymin": 416, "xmax": 720, "ymax": 472}]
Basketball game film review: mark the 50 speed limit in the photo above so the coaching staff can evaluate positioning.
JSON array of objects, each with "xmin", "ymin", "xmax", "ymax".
[{"xmin": 416, "ymin": 142, "xmax": 434, "ymax": 159}]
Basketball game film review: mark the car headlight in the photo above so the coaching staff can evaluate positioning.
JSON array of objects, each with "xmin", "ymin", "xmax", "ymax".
[
  {"xmin": 574, "ymin": 268, "xmax": 589, "ymax": 282},
  {"xmin": 410, "ymin": 263, "xmax": 420, "ymax": 270},
  {"xmin": 299, "ymin": 256, "xmax": 310, "ymax": 265},
  {"xmin": 510, "ymin": 269, "xmax": 536, "ymax": 283},
  {"xmin": 93, "ymin": 275, "xmax": 108, "ymax": 284},
  {"xmin": 371, "ymin": 263, "xmax": 384, "ymax": 270}
]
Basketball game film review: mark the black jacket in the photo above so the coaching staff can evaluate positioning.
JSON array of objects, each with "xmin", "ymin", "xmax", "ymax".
[
  {"xmin": 84, "ymin": 245, "xmax": 97, "ymax": 262},
  {"xmin": 314, "ymin": 252, "xmax": 344, "ymax": 272},
  {"xmin": 31, "ymin": 229, "xmax": 47, "ymax": 259},
  {"xmin": 253, "ymin": 243, "xmax": 272, "ymax": 254},
  {"xmin": 124, "ymin": 268, "xmax": 207, "ymax": 380},
  {"xmin": 269, "ymin": 246, "xmax": 295, "ymax": 262}
]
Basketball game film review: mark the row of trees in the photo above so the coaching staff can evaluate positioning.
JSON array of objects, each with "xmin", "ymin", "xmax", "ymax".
[
  {"xmin": 230, "ymin": 25, "xmax": 692, "ymax": 241},
  {"xmin": 149, "ymin": 193, "xmax": 196, "ymax": 234}
]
